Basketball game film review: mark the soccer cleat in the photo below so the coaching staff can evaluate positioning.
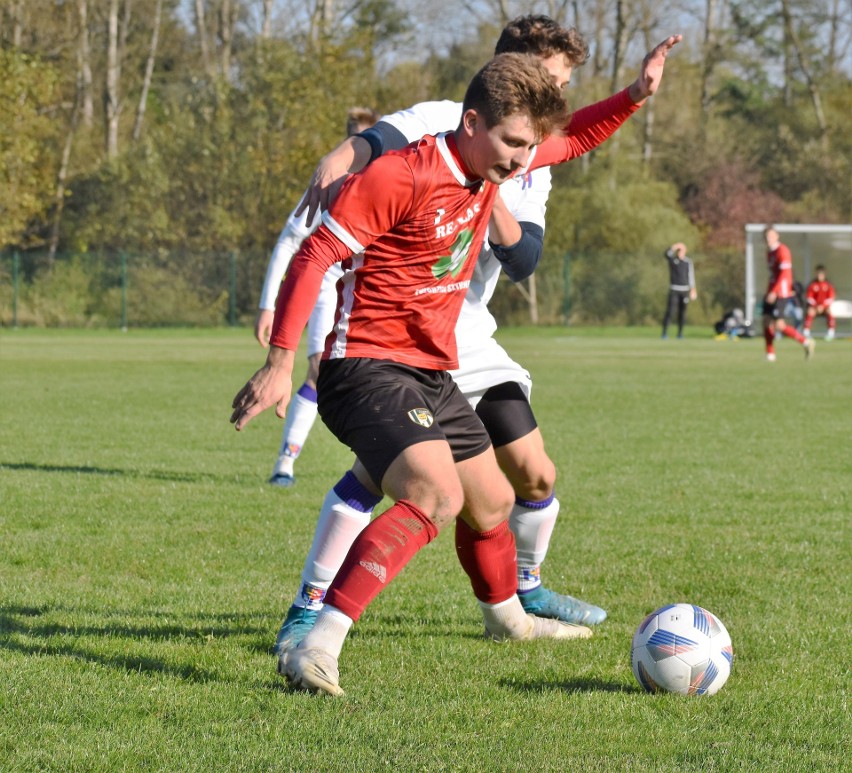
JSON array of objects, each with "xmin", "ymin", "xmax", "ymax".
[
  {"xmin": 485, "ymin": 613, "xmax": 592, "ymax": 642},
  {"xmin": 274, "ymin": 605, "xmax": 319, "ymax": 653},
  {"xmin": 804, "ymin": 338, "xmax": 815, "ymax": 360},
  {"xmin": 518, "ymin": 585, "xmax": 607, "ymax": 625},
  {"xmin": 766, "ymin": 353, "xmax": 777, "ymax": 362},
  {"xmin": 269, "ymin": 472, "xmax": 295, "ymax": 487},
  {"xmin": 825, "ymin": 328, "xmax": 835, "ymax": 341},
  {"xmin": 279, "ymin": 646, "xmax": 344, "ymax": 697}
]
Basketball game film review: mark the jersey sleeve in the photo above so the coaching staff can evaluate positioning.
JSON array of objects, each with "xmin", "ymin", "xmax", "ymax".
[
  {"xmin": 530, "ymin": 88, "xmax": 641, "ymax": 169},
  {"xmin": 258, "ymin": 195, "xmax": 323, "ymax": 310},
  {"xmin": 501, "ymin": 167, "xmax": 551, "ymax": 230},
  {"xmin": 806, "ymin": 281, "xmax": 818, "ymax": 305},
  {"xmin": 379, "ymin": 101, "xmax": 463, "ymax": 146}
]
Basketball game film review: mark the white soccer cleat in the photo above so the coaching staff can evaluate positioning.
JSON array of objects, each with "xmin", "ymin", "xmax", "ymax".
[
  {"xmin": 804, "ymin": 338, "xmax": 815, "ymax": 360},
  {"xmin": 279, "ymin": 646, "xmax": 344, "ymax": 697},
  {"xmin": 825, "ymin": 328, "xmax": 835, "ymax": 341},
  {"xmin": 485, "ymin": 613, "xmax": 592, "ymax": 642},
  {"xmin": 766, "ymin": 353, "xmax": 777, "ymax": 362}
]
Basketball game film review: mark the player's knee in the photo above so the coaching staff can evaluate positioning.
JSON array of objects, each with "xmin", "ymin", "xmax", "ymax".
[
  {"xmin": 410, "ymin": 482, "xmax": 465, "ymax": 531},
  {"xmin": 510, "ymin": 455, "xmax": 556, "ymax": 501}
]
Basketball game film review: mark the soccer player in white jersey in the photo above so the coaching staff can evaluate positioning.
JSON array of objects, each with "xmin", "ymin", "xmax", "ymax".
[
  {"xmin": 257, "ymin": 108, "xmax": 379, "ymax": 487},
  {"xmin": 272, "ymin": 17, "xmax": 676, "ymax": 653}
]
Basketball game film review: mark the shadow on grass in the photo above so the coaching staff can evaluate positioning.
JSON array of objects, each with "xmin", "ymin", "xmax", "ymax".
[
  {"xmin": 0, "ymin": 603, "xmax": 269, "ymax": 683},
  {"xmin": 499, "ymin": 676, "xmax": 636, "ymax": 694},
  {"xmin": 0, "ymin": 461, "xmax": 223, "ymax": 484}
]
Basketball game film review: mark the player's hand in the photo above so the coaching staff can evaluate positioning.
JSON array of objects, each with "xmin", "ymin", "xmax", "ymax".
[
  {"xmin": 690, "ymin": 289, "xmax": 697, "ymax": 301},
  {"xmin": 295, "ymin": 136, "xmax": 365, "ymax": 224},
  {"xmin": 230, "ymin": 347, "xmax": 295, "ymax": 431},
  {"xmin": 628, "ymin": 34, "xmax": 682, "ymax": 103},
  {"xmin": 765, "ymin": 291, "xmax": 777, "ymax": 304},
  {"xmin": 254, "ymin": 309, "xmax": 274, "ymax": 348}
]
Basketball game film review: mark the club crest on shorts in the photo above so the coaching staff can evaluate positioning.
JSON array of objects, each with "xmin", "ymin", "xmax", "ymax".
[{"xmin": 407, "ymin": 407, "xmax": 434, "ymax": 428}]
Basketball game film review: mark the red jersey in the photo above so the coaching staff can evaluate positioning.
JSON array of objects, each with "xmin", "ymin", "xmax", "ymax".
[
  {"xmin": 766, "ymin": 243, "xmax": 794, "ymax": 298},
  {"xmin": 270, "ymin": 88, "xmax": 640, "ymax": 370},
  {"xmin": 806, "ymin": 279, "xmax": 835, "ymax": 307}
]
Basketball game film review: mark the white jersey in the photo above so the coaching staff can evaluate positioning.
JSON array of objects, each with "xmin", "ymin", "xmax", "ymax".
[{"xmin": 383, "ymin": 100, "xmax": 552, "ymax": 404}]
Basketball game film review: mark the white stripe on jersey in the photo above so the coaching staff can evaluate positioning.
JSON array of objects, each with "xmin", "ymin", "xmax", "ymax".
[
  {"xmin": 326, "ymin": 253, "xmax": 365, "ymax": 359},
  {"xmin": 323, "ymin": 212, "xmax": 365, "ymax": 255}
]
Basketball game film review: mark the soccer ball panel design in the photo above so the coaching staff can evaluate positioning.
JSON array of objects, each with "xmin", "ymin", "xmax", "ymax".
[{"xmin": 631, "ymin": 603, "xmax": 732, "ymax": 696}]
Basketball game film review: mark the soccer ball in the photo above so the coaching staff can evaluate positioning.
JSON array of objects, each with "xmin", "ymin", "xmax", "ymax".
[{"xmin": 631, "ymin": 603, "xmax": 733, "ymax": 696}]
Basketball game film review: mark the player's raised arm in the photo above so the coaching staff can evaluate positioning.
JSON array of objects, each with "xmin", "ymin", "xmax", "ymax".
[{"xmin": 627, "ymin": 34, "xmax": 682, "ymax": 103}]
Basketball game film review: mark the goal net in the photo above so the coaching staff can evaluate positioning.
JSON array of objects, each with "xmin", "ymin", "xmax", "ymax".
[{"xmin": 744, "ymin": 224, "xmax": 852, "ymax": 334}]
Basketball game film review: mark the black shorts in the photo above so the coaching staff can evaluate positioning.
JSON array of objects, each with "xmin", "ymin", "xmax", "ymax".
[
  {"xmin": 475, "ymin": 381, "xmax": 538, "ymax": 449},
  {"xmin": 762, "ymin": 297, "xmax": 781, "ymax": 319},
  {"xmin": 316, "ymin": 358, "xmax": 492, "ymax": 487}
]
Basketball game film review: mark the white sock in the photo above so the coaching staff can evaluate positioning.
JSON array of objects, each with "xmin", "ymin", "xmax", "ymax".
[
  {"xmin": 299, "ymin": 606, "xmax": 353, "ymax": 658},
  {"xmin": 273, "ymin": 389, "xmax": 319, "ymax": 475},
  {"xmin": 509, "ymin": 496, "xmax": 559, "ymax": 592},
  {"xmin": 479, "ymin": 596, "xmax": 532, "ymax": 639},
  {"xmin": 294, "ymin": 481, "xmax": 376, "ymax": 609}
]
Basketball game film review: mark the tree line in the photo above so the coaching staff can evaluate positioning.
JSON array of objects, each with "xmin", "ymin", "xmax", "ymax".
[{"xmin": 1, "ymin": 0, "xmax": 849, "ymax": 328}]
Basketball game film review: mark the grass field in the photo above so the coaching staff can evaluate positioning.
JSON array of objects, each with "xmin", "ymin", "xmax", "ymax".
[{"xmin": 1, "ymin": 328, "xmax": 849, "ymax": 772}]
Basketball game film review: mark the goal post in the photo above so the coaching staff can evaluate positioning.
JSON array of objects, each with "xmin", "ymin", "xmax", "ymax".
[{"xmin": 744, "ymin": 224, "xmax": 852, "ymax": 334}]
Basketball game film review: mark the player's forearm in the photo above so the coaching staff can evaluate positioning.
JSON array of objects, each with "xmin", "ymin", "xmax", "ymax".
[
  {"xmin": 323, "ymin": 135, "xmax": 373, "ymax": 177},
  {"xmin": 489, "ymin": 222, "xmax": 544, "ymax": 282},
  {"xmin": 534, "ymin": 89, "xmax": 640, "ymax": 168},
  {"xmin": 259, "ymin": 229, "xmax": 304, "ymax": 309}
]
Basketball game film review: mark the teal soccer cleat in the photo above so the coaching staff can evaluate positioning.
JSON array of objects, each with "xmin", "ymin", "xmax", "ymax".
[
  {"xmin": 274, "ymin": 605, "xmax": 319, "ymax": 654},
  {"xmin": 518, "ymin": 585, "xmax": 607, "ymax": 625}
]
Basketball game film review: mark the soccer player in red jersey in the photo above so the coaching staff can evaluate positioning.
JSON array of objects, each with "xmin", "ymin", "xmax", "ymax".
[
  {"xmin": 231, "ymin": 41, "xmax": 681, "ymax": 696},
  {"xmin": 762, "ymin": 226, "xmax": 815, "ymax": 361},
  {"xmin": 804, "ymin": 265, "xmax": 837, "ymax": 341}
]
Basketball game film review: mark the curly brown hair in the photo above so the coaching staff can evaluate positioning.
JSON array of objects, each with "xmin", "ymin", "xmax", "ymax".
[
  {"xmin": 462, "ymin": 53, "xmax": 570, "ymax": 142},
  {"xmin": 495, "ymin": 14, "xmax": 589, "ymax": 68}
]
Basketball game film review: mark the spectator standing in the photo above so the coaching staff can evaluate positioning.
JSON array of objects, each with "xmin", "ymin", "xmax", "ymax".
[{"xmin": 661, "ymin": 242, "xmax": 696, "ymax": 339}]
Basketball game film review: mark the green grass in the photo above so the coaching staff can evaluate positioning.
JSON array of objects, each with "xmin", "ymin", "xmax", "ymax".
[{"xmin": 1, "ymin": 327, "xmax": 849, "ymax": 772}]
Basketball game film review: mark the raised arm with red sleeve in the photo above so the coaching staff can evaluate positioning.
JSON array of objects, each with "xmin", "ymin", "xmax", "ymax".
[{"xmin": 532, "ymin": 87, "xmax": 641, "ymax": 169}]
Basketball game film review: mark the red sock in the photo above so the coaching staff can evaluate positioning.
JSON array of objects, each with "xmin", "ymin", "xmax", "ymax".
[
  {"xmin": 781, "ymin": 327, "xmax": 805, "ymax": 344},
  {"xmin": 454, "ymin": 519, "xmax": 517, "ymax": 604},
  {"xmin": 323, "ymin": 500, "xmax": 438, "ymax": 621},
  {"xmin": 764, "ymin": 327, "xmax": 775, "ymax": 353}
]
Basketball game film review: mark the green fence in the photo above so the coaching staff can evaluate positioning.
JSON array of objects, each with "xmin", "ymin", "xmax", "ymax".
[
  {"xmin": 0, "ymin": 249, "xmax": 270, "ymax": 329},
  {"xmin": 1, "ymin": 248, "xmax": 733, "ymax": 330}
]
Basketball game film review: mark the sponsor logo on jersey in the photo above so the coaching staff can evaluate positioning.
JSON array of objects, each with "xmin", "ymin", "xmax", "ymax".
[
  {"xmin": 359, "ymin": 560, "xmax": 387, "ymax": 583},
  {"xmin": 431, "ymin": 229, "xmax": 474, "ymax": 280},
  {"xmin": 407, "ymin": 408, "xmax": 434, "ymax": 428}
]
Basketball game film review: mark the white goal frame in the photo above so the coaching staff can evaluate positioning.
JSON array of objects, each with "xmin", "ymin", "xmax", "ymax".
[{"xmin": 744, "ymin": 224, "xmax": 852, "ymax": 331}]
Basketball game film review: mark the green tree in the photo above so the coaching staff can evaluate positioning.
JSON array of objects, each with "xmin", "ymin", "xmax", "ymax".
[{"xmin": 0, "ymin": 51, "xmax": 62, "ymax": 248}]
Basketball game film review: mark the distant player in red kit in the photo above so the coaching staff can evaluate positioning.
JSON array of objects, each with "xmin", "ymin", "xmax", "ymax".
[
  {"xmin": 804, "ymin": 265, "xmax": 837, "ymax": 341},
  {"xmin": 762, "ymin": 226, "xmax": 814, "ymax": 362}
]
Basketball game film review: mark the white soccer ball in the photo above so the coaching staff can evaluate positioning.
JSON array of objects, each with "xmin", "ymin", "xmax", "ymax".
[{"xmin": 631, "ymin": 603, "xmax": 733, "ymax": 696}]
